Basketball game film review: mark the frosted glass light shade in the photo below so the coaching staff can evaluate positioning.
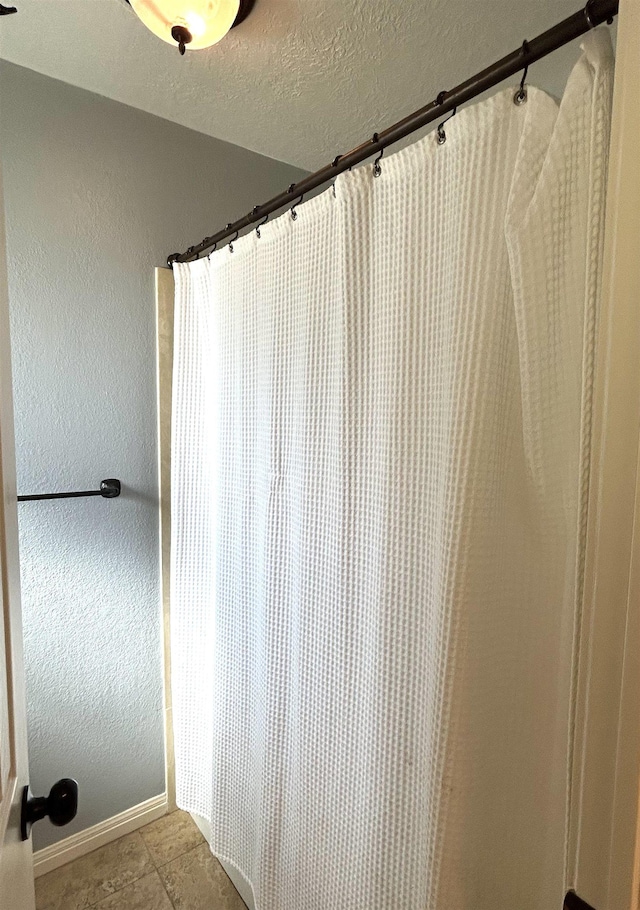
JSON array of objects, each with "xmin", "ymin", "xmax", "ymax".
[{"xmin": 129, "ymin": 0, "xmax": 240, "ymax": 50}]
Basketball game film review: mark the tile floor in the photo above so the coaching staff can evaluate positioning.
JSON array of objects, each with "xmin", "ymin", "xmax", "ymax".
[{"xmin": 35, "ymin": 809, "xmax": 248, "ymax": 910}]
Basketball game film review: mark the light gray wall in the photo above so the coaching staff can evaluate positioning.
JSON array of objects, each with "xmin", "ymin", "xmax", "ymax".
[{"xmin": 0, "ymin": 61, "xmax": 306, "ymax": 851}]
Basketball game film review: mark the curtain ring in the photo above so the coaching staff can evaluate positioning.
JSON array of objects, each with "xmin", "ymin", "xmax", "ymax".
[
  {"xmin": 436, "ymin": 106, "xmax": 457, "ymax": 145},
  {"xmin": 514, "ymin": 40, "xmax": 529, "ymax": 105},
  {"xmin": 584, "ymin": 0, "xmax": 596, "ymax": 28},
  {"xmin": 256, "ymin": 214, "xmax": 269, "ymax": 238},
  {"xmin": 228, "ymin": 228, "xmax": 239, "ymax": 253},
  {"xmin": 290, "ymin": 194, "xmax": 304, "ymax": 221}
]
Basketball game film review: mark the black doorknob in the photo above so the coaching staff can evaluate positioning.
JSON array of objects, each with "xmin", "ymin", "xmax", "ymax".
[{"xmin": 21, "ymin": 778, "xmax": 78, "ymax": 841}]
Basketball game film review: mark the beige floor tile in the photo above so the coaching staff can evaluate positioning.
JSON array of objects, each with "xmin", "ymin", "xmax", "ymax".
[
  {"xmin": 35, "ymin": 832, "xmax": 154, "ymax": 910},
  {"xmin": 139, "ymin": 809, "xmax": 204, "ymax": 867},
  {"xmin": 90, "ymin": 871, "xmax": 173, "ymax": 910},
  {"xmin": 158, "ymin": 842, "xmax": 247, "ymax": 910}
]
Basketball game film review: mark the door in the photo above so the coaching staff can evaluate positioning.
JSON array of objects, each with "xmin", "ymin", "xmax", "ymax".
[{"xmin": 0, "ymin": 155, "xmax": 35, "ymax": 907}]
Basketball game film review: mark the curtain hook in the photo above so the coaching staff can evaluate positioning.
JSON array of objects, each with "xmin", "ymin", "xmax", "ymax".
[
  {"xmin": 256, "ymin": 213, "xmax": 269, "ymax": 238},
  {"xmin": 436, "ymin": 106, "xmax": 457, "ymax": 145},
  {"xmin": 286, "ymin": 182, "xmax": 298, "ymax": 219},
  {"xmin": 514, "ymin": 40, "xmax": 530, "ymax": 105},
  {"xmin": 331, "ymin": 155, "xmax": 352, "ymax": 173},
  {"xmin": 332, "ymin": 156, "xmax": 342, "ymax": 196},
  {"xmin": 371, "ymin": 133, "xmax": 384, "ymax": 177},
  {"xmin": 228, "ymin": 227, "xmax": 239, "ymax": 253},
  {"xmin": 290, "ymin": 194, "xmax": 304, "ymax": 221}
]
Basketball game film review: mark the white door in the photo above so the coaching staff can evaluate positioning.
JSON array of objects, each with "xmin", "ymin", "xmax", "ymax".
[{"xmin": 0, "ymin": 155, "xmax": 35, "ymax": 907}]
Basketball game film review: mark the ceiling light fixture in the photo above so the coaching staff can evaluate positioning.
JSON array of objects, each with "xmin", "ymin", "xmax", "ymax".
[{"xmin": 124, "ymin": 0, "xmax": 256, "ymax": 55}]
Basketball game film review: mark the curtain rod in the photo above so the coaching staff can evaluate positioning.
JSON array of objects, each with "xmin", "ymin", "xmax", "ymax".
[{"xmin": 168, "ymin": 0, "xmax": 618, "ymax": 266}]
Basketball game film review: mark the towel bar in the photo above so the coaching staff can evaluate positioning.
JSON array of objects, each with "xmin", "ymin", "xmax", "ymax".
[{"xmin": 17, "ymin": 479, "xmax": 121, "ymax": 502}]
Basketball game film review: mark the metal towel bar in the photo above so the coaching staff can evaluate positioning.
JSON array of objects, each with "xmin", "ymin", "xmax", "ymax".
[{"xmin": 17, "ymin": 479, "xmax": 121, "ymax": 502}]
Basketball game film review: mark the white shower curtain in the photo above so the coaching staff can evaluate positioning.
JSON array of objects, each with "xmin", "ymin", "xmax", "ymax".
[{"xmin": 171, "ymin": 31, "xmax": 613, "ymax": 910}]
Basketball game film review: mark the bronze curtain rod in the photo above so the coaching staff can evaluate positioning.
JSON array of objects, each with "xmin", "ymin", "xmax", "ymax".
[{"xmin": 168, "ymin": 0, "xmax": 618, "ymax": 266}]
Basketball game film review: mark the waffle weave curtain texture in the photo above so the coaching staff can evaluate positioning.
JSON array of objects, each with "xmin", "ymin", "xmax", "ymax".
[{"xmin": 171, "ymin": 31, "xmax": 613, "ymax": 910}]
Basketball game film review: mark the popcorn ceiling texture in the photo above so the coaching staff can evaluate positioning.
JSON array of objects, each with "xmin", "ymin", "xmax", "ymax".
[
  {"xmin": 0, "ymin": 0, "xmax": 616, "ymax": 171},
  {"xmin": 0, "ymin": 60, "xmax": 306, "ymax": 851}
]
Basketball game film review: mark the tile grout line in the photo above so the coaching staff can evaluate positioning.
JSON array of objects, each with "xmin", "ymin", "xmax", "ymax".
[
  {"xmin": 154, "ymin": 840, "xmax": 207, "ymax": 910},
  {"xmin": 152, "ymin": 842, "xmax": 204, "ymax": 870},
  {"xmin": 152, "ymin": 841, "xmax": 218, "ymax": 910},
  {"xmin": 160, "ymin": 873, "xmax": 178, "ymax": 910},
  {"xmin": 139, "ymin": 818, "xmax": 208, "ymax": 909},
  {"xmin": 139, "ymin": 829, "xmax": 206, "ymax": 870},
  {"xmin": 83, "ymin": 832, "xmax": 156, "ymax": 910}
]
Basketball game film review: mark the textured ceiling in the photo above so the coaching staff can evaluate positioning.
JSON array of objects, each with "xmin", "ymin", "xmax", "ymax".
[{"xmin": 0, "ymin": 0, "xmax": 614, "ymax": 171}]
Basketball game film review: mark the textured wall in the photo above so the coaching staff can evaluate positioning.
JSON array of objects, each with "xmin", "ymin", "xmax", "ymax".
[{"xmin": 0, "ymin": 60, "xmax": 306, "ymax": 851}]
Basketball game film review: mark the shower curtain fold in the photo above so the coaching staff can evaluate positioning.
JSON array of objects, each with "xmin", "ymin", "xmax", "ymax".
[{"xmin": 171, "ymin": 30, "xmax": 613, "ymax": 910}]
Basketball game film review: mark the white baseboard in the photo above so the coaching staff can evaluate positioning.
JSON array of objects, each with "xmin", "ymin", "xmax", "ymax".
[{"xmin": 33, "ymin": 793, "xmax": 168, "ymax": 878}]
